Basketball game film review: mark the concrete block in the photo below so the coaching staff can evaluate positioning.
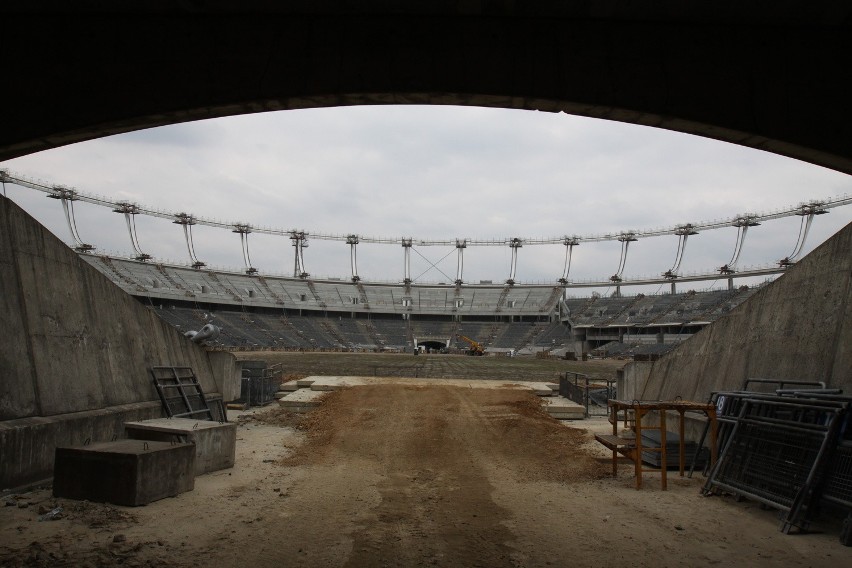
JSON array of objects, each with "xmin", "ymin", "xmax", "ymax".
[
  {"xmin": 543, "ymin": 397, "xmax": 586, "ymax": 420},
  {"xmin": 296, "ymin": 379, "xmax": 315, "ymax": 388},
  {"xmin": 310, "ymin": 382, "xmax": 342, "ymax": 391},
  {"xmin": 547, "ymin": 411, "xmax": 586, "ymax": 420},
  {"xmin": 124, "ymin": 418, "xmax": 236, "ymax": 475},
  {"xmin": 526, "ymin": 382, "xmax": 555, "ymax": 396},
  {"xmin": 53, "ymin": 440, "xmax": 195, "ymax": 506},
  {"xmin": 279, "ymin": 389, "xmax": 326, "ymax": 413},
  {"xmin": 279, "ymin": 382, "xmax": 300, "ymax": 392}
]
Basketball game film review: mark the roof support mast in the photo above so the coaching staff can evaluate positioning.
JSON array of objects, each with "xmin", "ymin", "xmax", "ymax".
[
  {"xmin": 610, "ymin": 232, "xmax": 638, "ymax": 282},
  {"xmin": 113, "ymin": 202, "xmax": 151, "ymax": 261},
  {"xmin": 402, "ymin": 238, "xmax": 413, "ymax": 285},
  {"xmin": 720, "ymin": 215, "xmax": 760, "ymax": 275},
  {"xmin": 48, "ymin": 186, "xmax": 93, "ymax": 252},
  {"xmin": 347, "ymin": 235, "xmax": 360, "ymax": 282},
  {"xmin": 663, "ymin": 224, "xmax": 698, "ymax": 278},
  {"xmin": 233, "ymin": 224, "xmax": 257, "ymax": 275},
  {"xmin": 174, "ymin": 213, "xmax": 205, "ymax": 269},
  {"xmin": 455, "ymin": 239, "xmax": 466, "ymax": 285},
  {"xmin": 559, "ymin": 237, "xmax": 579, "ymax": 284},
  {"xmin": 506, "ymin": 238, "xmax": 522, "ymax": 285},
  {"xmin": 290, "ymin": 231, "xmax": 309, "ymax": 278},
  {"xmin": 779, "ymin": 201, "xmax": 828, "ymax": 267}
]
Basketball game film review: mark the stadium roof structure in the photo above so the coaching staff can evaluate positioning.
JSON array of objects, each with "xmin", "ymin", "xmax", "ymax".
[{"xmin": 4, "ymin": 170, "xmax": 850, "ymax": 287}]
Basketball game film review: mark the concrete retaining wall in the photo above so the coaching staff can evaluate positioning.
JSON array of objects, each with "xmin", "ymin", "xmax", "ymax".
[
  {"xmin": 0, "ymin": 195, "xmax": 237, "ymax": 490},
  {"xmin": 636, "ymin": 221, "xmax": 852, "ymax": 404}
]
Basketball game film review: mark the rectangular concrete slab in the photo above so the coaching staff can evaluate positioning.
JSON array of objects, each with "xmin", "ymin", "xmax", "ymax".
[
  {"xmin": 279, "ymin": 388, "xmax": 328, "ymax": 413},
  {"xmin": 53, "ymin": 439, "xmax": 195, "ymax": 506},
  {"xmin": 279, "ymin": 383, "xmax": 300, "ymax": 392},
  {"xmin": 543, "ymin": 396, "xmax": 586, "ymax": 420},
  {"xmin": 296, "ymin": 379, "xmax": 315, "ymax": 388},
  {"xmin": 124, "ymin": 417, "xmax": 236, "ymax": 475},
  {"xmin": 524, "ymin": 382, "xmax": 555, "ymax": 396}
]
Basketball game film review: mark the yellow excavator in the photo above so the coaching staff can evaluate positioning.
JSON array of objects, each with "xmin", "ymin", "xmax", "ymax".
[{"xmin": 457, "ymin": 334, "xmax": 485, "ymax": 356}]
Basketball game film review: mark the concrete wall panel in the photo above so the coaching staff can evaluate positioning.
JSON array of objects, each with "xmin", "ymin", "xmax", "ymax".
[
  {"xmin": 0, "ymin": 202, "xmax": 38, "ymax": 420},
  {"xmin": 1, "ymin": 194, "xmax": 235, "ymax": 422},
  {"xmin": 1, "ymin": 194, "xmax": 238, "ymax": 487},
  {"xmin": 640, "ymin": 221, "xmax": 852, "ymax": 403}
]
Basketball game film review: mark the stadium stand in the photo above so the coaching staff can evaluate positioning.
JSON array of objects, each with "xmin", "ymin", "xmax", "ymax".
[
  {"xmin": 85, "ymin": 254, "xmax": 764, "ymax": 358},
  {"xmin": 562, "ymin": 286, "xmax": 762, "ymax": 353}
]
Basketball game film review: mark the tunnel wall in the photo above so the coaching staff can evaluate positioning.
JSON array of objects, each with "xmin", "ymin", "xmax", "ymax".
[
  {"xmin": 636, "ymin": 221, "xmax": 852, "ymax": 403},
  {"xmin": 0, "ymin": 195, "xmax": 238, "ymax": 490}
]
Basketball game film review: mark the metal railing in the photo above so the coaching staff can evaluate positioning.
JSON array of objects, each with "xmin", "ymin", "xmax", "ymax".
[{"xmin": 560, "ymin": 371, "xmax": 616, "ymax": 417}]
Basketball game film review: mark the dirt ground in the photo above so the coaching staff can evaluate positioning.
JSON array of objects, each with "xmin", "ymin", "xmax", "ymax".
[
  {"xmin": 232, "ymin": 351, "xmax": 626, "ymax": 383},
  {"xmin": 1, "ymin": 382, "xmax": 848, "ymax": 567}
]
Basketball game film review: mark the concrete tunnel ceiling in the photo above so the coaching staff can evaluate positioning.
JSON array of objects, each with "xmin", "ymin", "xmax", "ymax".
[{"xmin": 2, "ymin": 2, "xmax": 852, "ymax": 178}]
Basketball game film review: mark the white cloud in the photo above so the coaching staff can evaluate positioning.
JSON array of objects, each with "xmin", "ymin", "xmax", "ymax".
[{"xmin": 2, "ymin": 105, "xmax": 850, "ymax": 294}]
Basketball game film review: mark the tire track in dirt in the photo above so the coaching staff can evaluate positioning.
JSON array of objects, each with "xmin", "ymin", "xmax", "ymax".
[{"xmin": 274, "ymin": 384, "xmax": 604, "ymax": 567}]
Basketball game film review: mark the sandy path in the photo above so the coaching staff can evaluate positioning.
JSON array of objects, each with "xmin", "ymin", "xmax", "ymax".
[{"xmin": 1, "ymin": 384, "xmax": 848, "ymax": 567}]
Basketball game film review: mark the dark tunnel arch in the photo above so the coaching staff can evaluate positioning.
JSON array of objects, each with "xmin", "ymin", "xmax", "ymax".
[{"xmin": 2, "ymin": 2, "xmax": 852, "ymax": 178}]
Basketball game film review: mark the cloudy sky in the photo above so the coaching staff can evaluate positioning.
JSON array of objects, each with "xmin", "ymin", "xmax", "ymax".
[{"xmin": 2, "ymin": 105, "xmax": 850, "ymax": 295}]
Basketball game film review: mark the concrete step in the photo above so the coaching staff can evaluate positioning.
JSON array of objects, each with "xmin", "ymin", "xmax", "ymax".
[
  {"xmin": 278, "ymin": 388, "xmax": 327, "ymax": 413},
  {"xmin": 310, "ymin": 378, "xmax": 347, "ymax": 391},
  {"xmin": 525, "ymin": 382, "xmax": 556, "ymax": 397},
  {"xmin": 296, "ymin": 378, "xmax": 315, "ymax": 388},
  {"xmin": 543, "ymin": 396, "xmax": 586, "ymax": 420},
  {"xmin": 279, "ymin": 382, "xmax": 300, "ymax": 392}
]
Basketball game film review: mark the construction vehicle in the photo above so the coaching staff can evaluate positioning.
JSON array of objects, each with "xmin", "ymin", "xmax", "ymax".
[{"xmin": 456, "ymin": 334, "xmax": 485, "ymax": 356}]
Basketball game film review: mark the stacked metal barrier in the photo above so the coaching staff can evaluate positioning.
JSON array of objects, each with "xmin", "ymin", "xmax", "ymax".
[{"xmin": 700, "ymin": 383, "xmax": 851, "ymax": 543}]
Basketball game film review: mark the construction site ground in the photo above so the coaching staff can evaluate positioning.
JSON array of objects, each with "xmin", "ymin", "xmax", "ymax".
[
  {"xmin": 2, "ymin": 375, "xmax": 849, "ymax": 567},
  {"xmin": 232, "ymin": 350, "xmax": 624, "ymax": 383}
]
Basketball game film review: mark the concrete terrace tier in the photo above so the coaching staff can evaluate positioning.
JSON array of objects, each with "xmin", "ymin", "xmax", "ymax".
[{"xmin": 82, "ymin": 256, "xmax": 562, "ymax": 317}]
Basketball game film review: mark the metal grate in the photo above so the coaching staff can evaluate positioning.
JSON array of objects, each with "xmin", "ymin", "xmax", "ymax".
[
  {"xmin": 703, "ymin": 394, "xmax": 848, "ymax": 533},
  {"xmin": 710, "ymin": 422, "xmax": 824, "ymax": 509},
  {"xmin": 150, "ymin": 366, "xmax": 216, "ymax": 421},
  {"xmin": 823, "ymin": 442, "xmax": 852, "ymax": 507}
]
